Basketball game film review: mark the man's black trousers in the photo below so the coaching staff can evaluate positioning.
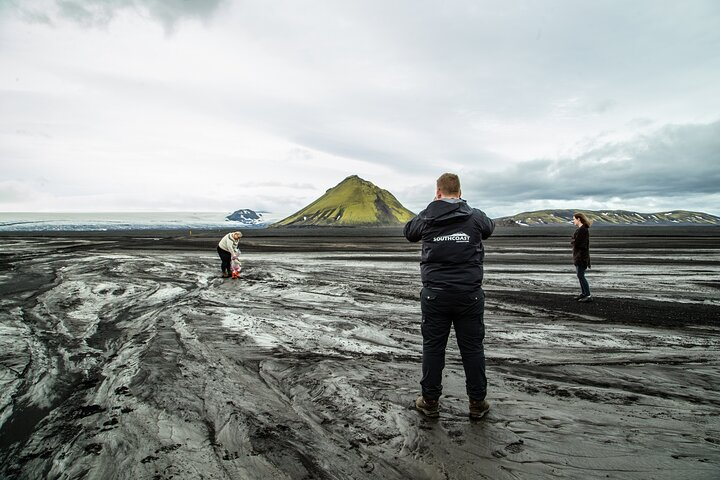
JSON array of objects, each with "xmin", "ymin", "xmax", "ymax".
[{"xmin": 420, "ymin": 287, "xmax": 487, "ymax": 401}]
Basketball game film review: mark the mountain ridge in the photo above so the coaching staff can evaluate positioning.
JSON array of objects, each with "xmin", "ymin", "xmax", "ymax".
[
  {"xmin": 496, "ymin": 209, "xmax": 720, "ymax": 226},
  {"xmin": 273, "ymin": 175, "xmax": 415, "ymax": 227},
  {"xmin": 225, "ymin": 209, "xmax": 266, "ymax": 226}
]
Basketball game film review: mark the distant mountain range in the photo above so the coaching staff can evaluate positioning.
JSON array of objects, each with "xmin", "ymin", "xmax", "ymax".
[
  {"xmin": 221, "ymin": 177, "xmax": 718, "ymax": 229},
  {"xmin": 496, "ymin": 209, "xmax": 720, "ymax": 226},
  {"xmin": 273, "ymin": 175, "xmax": 415, "ymax": 227}
]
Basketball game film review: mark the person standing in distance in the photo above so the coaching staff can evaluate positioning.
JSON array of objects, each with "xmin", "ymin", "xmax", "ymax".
[
  {"xmin": 571, "ymin": 213, "xmax": 593, "ymax": 302},
  {"xmin": 217, "ymin": 231, "xmax": 242, "ymax": 278},
  {"xmin": 404, "ymin": 173, "xmax": 495, "ymax": 419}
]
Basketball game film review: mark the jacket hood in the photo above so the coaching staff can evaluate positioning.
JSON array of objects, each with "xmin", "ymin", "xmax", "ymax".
[{"xmin": 420, "ymin": 199, "xmax": 473, "ymax": 226}]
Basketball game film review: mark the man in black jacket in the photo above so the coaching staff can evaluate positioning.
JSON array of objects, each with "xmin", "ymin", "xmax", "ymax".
[{"xmin": 404, "ymin": 173, "xmax": 495, "ymax": 419}]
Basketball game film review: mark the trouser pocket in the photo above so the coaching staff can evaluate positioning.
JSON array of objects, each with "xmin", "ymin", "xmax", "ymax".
[{"xmin": 420, "ymin": 288, "xmax": 439, "ymax": 323}]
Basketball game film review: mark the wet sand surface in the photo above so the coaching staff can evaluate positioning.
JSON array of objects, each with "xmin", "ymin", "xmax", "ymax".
[{"xmin": 1, "ymin": 227, "xmax": 719, "ymax": 479}]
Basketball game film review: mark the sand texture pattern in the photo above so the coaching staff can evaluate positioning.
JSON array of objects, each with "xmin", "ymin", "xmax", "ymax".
[{"xmin": 0, "ymin": 228, "xmax": 719, "ymax": 479}]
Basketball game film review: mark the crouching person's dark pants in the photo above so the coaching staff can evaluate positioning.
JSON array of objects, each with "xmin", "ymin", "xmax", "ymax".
[
  {"xmin": 217, "ymin": 246, "xmax": 232, "ymax": 275},
  {"xmin": 420, "ymin": 287, "xmax": 487, "ymax": 402}
]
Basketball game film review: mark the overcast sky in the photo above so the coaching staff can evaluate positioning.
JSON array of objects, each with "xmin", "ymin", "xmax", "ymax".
[{"xmin": 1, "ymin": 0, "xmax": 719, "ymax": 217}]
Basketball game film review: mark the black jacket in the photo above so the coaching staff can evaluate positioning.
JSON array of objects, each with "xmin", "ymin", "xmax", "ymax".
[
  {"xmin": 404, "ymin": 199, "xmax": 495, "ymax": 291},
  {"xmin": 571, "ymin": 225, "xmax": 591, "ymax": 267}
]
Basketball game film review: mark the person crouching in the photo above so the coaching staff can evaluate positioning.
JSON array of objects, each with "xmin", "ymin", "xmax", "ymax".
[{"xmin": 217, "ymin": 231, "xmax": 242, "ymax": 278}]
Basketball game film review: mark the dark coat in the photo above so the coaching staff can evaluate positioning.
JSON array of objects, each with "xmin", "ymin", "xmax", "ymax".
[
  {"xmin": 404, "ymin": 199, "xmax": 495, "ymax": 291},
  {"xmin": 571, "ymin": 225, "xmax": 591, "ymax": 267}
]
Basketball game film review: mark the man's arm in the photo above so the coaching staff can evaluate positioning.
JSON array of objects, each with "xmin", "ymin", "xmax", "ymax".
[
  {"xmin": 474, "ymin": 210, "xmax": 495, "ymax": 240},
  {"xmin": 403, "ymin": 215, "xmax": 424, "ymax": 242}
]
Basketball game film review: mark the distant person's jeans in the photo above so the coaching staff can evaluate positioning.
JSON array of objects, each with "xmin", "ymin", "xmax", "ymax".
[
  {"xmin": 217, "ymin": 246, "xmax": 232, "ymax": 275},
  {"xmin": 419, "ymin": 287, "xmax": 487, "ymax": 401},
  {"xmin": 576, "ymin": 263, "xmax": 591, "ymax": 297}
]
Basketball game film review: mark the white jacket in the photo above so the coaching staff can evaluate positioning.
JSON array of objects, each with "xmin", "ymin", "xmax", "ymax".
[{"xmin": 218, "ymin": 233, "xmax": 240, "ymax": 255}]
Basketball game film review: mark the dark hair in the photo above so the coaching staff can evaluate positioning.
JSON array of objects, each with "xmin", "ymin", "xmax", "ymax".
[
  {"xmin": 573, "ymin": 212, "xmax": 593, "ymax": 227},
  {"xmin": 437, "ymin": 173, "xmax": 461, "ymax": 195}
]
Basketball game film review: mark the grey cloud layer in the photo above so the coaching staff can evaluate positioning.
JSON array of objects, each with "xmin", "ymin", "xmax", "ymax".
[
  {"xmin": 1, "ymin": 1, "xmax": 719, "ymax": 214},
  {"xmin": 463, "ymin": 120, "xmax": 720, "ymax": 204},
  {"xmin": 12, "ymin": 0, "xmax": 224, "ymax": 29}
]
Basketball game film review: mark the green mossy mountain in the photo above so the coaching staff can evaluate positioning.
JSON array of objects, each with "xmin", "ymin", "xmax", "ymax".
[
  {"xmin": 496, "ymin": 209, "xmax": 720, "ymax": 226},
  {"xmin": 274, "ymin": 175, "xmax": 416, "ymax": 227}
]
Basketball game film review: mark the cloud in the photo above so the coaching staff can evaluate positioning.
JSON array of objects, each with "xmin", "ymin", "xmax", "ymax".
[
  {"xmin": 460, "ymin": 119, "xmax": 720, "ymax": 212},
  {"xmin": 1, "ymin": 1, "xmax": 718, "ymax": 215},
  {"xmin": 8, "ymin": 0, "xmax": 226, "ymax": 31},
  {"xmin": 0, "ymin": 180, "xmax": 55, "ymax": 207}
]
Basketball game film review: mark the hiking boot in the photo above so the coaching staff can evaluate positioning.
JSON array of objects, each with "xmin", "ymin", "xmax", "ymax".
[
  {"xmin": 415, "ymin": 396, "xmax": 439, "ymax": 418},
  {"xmin": 469, "ymin": 399, "xmax": 490, "ymax": 419},
  {"xmin": 578, "ymin": 295, "xmax": 594, "ymax": 303}
]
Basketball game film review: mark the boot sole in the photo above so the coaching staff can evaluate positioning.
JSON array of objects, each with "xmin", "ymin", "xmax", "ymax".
[
  {"xmin": 469, "ymin": 409, "xmax": 489, "ymax": 419},
  {"xmin": 418, "ymin": 408, "xmax": 439, "ymax": 418}
]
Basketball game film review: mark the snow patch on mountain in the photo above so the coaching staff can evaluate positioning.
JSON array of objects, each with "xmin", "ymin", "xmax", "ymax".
[{"xmin": 225, "ymin": 209, "xmax": 266, "ymax": 226}]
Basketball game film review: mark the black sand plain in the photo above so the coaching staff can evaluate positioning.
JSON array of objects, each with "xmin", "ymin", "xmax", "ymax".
[{"xmin": 0, "ymin": 226, "xmax": 718, "ymax": 479}]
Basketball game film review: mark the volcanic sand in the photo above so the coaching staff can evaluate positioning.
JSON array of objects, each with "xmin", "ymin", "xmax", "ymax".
[{"xmin": 0, "ymin": 227, "xmax": 718, "ymax": 479}]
